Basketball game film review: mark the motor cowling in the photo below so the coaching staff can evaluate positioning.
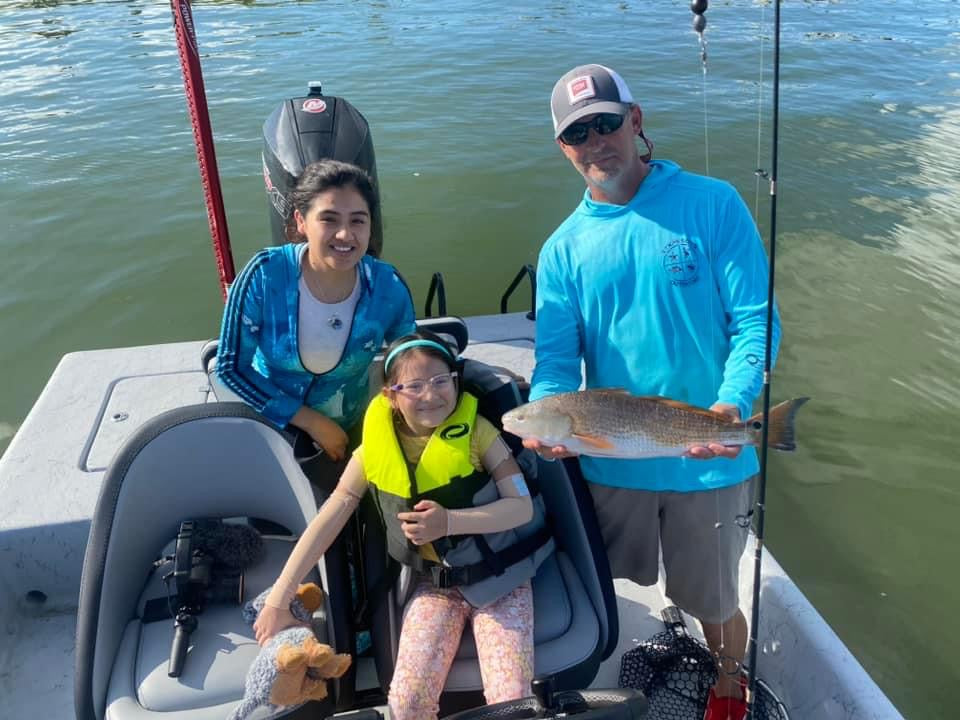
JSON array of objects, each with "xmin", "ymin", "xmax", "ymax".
[{"xmin": 261, "ymin": 82, "xmax": 381, "ymax": 256}]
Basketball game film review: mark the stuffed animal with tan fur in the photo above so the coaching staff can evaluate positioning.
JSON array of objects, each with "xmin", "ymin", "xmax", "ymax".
[{"xmin": 228, "ymin": 583, "xmax": 351, "ymax": 720}]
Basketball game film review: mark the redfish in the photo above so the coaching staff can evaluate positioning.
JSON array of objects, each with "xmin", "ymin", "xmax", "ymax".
[{"xmin": 501, "ymin": 390, "xmax": 808, "ymax": 459}]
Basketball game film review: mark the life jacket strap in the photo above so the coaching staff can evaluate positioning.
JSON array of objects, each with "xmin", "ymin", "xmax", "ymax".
[
  {"xmin": 428, "ymin": 525, "xmax": 553, "ymax": 590},
  {"xmin": 475, "ymin": 534, "xmax": 505, "ymax": 578}
]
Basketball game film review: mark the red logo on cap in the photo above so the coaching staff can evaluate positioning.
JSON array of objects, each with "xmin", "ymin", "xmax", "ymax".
[
  {"xmin": 301, "ymin": 98, "xmax": 327, "ymax": 114},
  {"xmin": 567, "ymin": 76, "xmax": 596, "ymax": 104}
]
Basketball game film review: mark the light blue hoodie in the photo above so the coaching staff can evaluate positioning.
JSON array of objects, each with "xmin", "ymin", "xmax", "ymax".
[
  {"xmin": 217, "ymin": 243, "xmax": 415, "ymax": 430},
  {"xmin": 530, "ymin": 160, "xmax": 781, "ymax": 492}
]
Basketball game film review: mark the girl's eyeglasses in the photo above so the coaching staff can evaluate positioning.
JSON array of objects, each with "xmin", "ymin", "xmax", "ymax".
[
  {"xmin": 558, "ymin": 112, "xmax": 626, "ymax": 146},
  {"xmin": 389, "ymin": 371, "xmax": 458, "ymax": 397}
]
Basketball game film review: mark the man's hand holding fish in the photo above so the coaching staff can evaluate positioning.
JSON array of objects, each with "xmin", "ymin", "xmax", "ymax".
[
  {"xmin": 520, "ymin": 437, "xmax": 576, "ymax": 461},
  {"xmin": 684, "ymin": 403, "xmax": 743, "ymax": 460}
]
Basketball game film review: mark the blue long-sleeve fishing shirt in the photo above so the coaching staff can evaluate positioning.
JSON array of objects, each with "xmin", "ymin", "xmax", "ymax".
[
  {"xmin": 530, "ymin": 160, "xmax": 781, "ymax": 492},
  {"xmin": 217, "ymin": 243, "xmax": 415, "ymax": 431}
]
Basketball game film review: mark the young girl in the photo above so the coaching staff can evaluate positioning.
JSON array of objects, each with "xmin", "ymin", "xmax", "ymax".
[
  {"xmin": 216, "ymin": 160, "xmax": 415, "ymax": 464},
  {"xmin": 254, "ymin": 330, "xmax": 546, "ymax": 720}
]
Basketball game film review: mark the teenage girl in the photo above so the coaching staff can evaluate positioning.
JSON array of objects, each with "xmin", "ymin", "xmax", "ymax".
[{"xmin": 216, "ymin": 160, "xmax": 415, "ymax": 464}]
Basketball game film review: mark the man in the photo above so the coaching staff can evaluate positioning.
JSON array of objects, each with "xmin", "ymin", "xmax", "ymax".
[{"xmin": 525, "ymin": 64, "xmax": 781, "ymax": 720}]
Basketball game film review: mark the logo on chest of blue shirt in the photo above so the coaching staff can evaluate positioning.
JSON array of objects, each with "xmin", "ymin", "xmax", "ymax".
[{"xmin": 662, "ymin": 238, "xmax": 699, "ymax": 286}]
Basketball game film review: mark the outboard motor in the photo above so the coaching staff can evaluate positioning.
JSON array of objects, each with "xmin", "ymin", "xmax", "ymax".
[{"xmin": 262, "ymin": 82, "xmax": 382, "ymax": 255}]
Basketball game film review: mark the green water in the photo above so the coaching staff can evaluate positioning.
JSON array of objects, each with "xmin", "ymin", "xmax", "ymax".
[{"xmin": 2, "ymin": 1, "xmax": 959, "ymax": 716}]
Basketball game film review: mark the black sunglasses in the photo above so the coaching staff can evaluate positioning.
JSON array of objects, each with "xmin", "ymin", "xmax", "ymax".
[{"xmin": 558, "ymin": 113, "xmax": 626, "ymax": 146}]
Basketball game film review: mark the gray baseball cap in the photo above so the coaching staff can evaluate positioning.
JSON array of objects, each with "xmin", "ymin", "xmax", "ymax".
[{"xmin": 550, "ymin": 64, "xmax": 634, "ymax": 137}]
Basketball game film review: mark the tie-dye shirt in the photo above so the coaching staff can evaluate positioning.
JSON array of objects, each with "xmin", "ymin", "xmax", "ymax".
[{"xmin": 217, "ymin": 243, "xmax": 415, "ymax": 430}]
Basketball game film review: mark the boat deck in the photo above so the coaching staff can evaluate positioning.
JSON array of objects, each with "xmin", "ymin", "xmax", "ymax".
[{"xmin": 0, "ymin": 313, "xmax": 901, "ymax": 719}]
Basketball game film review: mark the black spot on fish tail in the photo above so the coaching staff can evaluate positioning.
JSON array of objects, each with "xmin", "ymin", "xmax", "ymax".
[{"xmin": 749, "ymin": 397, "xmax": 810, "ymax": 451}]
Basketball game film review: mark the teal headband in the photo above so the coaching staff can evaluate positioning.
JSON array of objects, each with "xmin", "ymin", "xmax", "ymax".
[{"xmin": 384, "ymin": 339, "xmax": 454, "ymax": 374}]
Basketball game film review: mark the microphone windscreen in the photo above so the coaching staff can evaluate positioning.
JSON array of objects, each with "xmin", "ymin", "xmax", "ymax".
[{"xmin": 193, "ymin": 520, "xmax": 264, "ymax": 570}]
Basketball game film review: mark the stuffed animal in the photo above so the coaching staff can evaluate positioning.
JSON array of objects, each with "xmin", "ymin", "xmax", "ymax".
[
  {"xmin": 229, "ymin": 584, "xmax": 351, "ymax": 720},
  {"xmin": 242, "ymin": 582, "xmax": 325, "ymax": 625}
]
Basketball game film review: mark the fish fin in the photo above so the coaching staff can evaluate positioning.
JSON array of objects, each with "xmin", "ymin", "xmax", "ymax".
[
  {"xmin": 748, "ymin": 397, "xmax": 810, "ymax": 451},
  {"xmin": 571, "ymin": 432, "xmax": 616, "ymax": 450},
  {"xmin": 591, "ymin": 387, "xmax": 631, "ymax": 395},
  {"xmin": 638, "ymin": 396, "xmax": 734, "ymax": 421}
]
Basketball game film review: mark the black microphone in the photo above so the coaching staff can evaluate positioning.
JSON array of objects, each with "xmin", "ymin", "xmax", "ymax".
[{"xmin": 164, "ymin": 520, "xmax": 264, "ymax": 679}]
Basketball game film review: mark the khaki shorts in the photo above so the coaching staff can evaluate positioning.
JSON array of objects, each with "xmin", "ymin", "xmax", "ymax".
[{"xmin": 588, "ymin": 479, "xmax": 754, "ymax": 625}]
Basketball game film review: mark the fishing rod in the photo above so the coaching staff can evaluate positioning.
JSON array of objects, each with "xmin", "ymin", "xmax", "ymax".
[
  {"xmin": 692, "ymin": 1, "xmax": 783, "ymax": 716},
  {"xmin": 169, "ymin": 0, "xmax": 236, "ymax": 300},
  {"xmin": 741, "ymin": 0, "xmax": 783, "ymax": 714}
]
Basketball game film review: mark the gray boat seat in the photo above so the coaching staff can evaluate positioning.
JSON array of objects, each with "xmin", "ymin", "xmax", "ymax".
[
  {"xmin": 75, "ymin": 403, "xmax": 336, "ymax": 720},
  {"xmin": 363, "ymin": 360, "xmax": 619, "ymax": 708}
]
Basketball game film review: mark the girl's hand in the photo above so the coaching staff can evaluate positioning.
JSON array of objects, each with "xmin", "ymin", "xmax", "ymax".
[
  {"xmin": 397, "ymin": 500, "xmax": 449, "ymax": 545},
  {"xmin": 308, "ymin": 413, "xmax": 349, "ymax": 461},
  {"xmin": 253, "ymin": 604, "xmax": 300, "ymax": 646},
  {"xmin": 291, "ymin": 407, "xmax": 350, "ymax": 461}
]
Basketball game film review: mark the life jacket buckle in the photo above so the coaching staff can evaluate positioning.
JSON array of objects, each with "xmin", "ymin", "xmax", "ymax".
[{"xmin": 430, "ymin": 564, "xmax": 467, "ymax": 589}]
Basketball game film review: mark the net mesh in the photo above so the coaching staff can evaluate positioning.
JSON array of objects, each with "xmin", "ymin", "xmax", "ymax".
[{"xmin": 618, "ymin": 624, "xmax": 789, "ymax": 720}]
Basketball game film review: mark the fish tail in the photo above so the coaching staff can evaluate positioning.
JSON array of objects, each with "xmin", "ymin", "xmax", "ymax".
[{"xmin": 747, "ymin": 397, "xmax": 810, "ymax": 451}]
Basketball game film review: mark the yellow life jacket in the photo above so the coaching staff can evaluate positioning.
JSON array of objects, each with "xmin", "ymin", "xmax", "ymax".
[{"xmin": 362, "ymin": 392, "xmax": 482, "ymax": 501}]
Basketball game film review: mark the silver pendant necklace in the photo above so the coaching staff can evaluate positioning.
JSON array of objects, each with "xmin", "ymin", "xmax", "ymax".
[{"xmin": 303, "ymin": 267, "xmax": 355, "ymax": 332}]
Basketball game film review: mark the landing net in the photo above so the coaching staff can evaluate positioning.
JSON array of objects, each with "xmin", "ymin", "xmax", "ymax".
[{"xmin": 618, "ymin": 611, "xmax": 788, "ymax": 720}]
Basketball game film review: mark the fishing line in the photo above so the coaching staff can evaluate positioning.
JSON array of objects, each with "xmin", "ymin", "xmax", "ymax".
[
  {"xmin": 693, "ymin": 0, "xmax": 743, "ymax": 682},
  {"xmin": 690, "ymin": 0, "xmax": 728, "ymax": 668},
  {"xmin": 754, "ymin": 3, "xmax": 768, "ymax": 220},
  {"xmin": 700, "ymin": 33, "xmax": 710, "ymax": 176}
]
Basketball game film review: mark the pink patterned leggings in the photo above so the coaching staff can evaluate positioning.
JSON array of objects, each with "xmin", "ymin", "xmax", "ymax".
[{"xmin": 387, "ymin": 579, "xmax": 534, "ymax": 720}]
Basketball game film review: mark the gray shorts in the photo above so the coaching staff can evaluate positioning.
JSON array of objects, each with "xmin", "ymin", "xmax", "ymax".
[{"xmin": 588, "ymin": 479, "xmax": 754, "ymax": 625}]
